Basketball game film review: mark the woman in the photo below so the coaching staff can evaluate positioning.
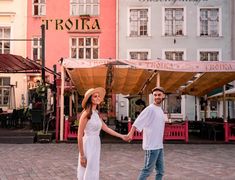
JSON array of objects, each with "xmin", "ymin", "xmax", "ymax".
[{"xmin": 77, "ymin": 87, "xmax": 128, "ymax": 180}]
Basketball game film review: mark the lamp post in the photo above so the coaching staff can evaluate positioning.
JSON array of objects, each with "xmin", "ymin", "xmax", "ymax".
[
  {"xmin": 41, "ymin": 24, "xmax": 46, "ymax": 133},
  {"xmin": 41, "ymin": 24, "xmax": 45, "ymax": 85}
]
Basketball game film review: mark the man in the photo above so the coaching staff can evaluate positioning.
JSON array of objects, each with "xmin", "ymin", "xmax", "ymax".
[{"xmin": 128, "ymin": 87, "xmax": 166, "ymax": 180}]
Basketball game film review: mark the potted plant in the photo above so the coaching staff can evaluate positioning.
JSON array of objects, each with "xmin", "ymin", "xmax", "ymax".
[{"xmin": 34, "ymin": 82, "xmax": 53, "ymax": 143}]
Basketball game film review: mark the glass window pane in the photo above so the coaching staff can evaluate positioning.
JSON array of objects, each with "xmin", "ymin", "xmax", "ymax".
[
  {"xmin": 86, "ymin": 38, "xmax": 91, "ymax": 46},
  {"xmin": 71, "ymin": 48, "xmax": 77, "ymax": 58},
  {"xmin": 93, "ymin": 38, "xmax": 98, "ymax": 46},
  {"xmin": 78, "ymin": 5, "xmax": 84, "ymax": 15},
  {"xmin": 33, "ymin": 48, "xmax": 38, "ymax": 60},
  {"xmin": 79, "ymin": 38, "xmax": 84, "ymax": 46},
  {"xmin": 4, "ymin": 28, "xmax": 10, "ymax": 38},
  {"xmin": 86, "ymin": 48, "xmax": 91, "ymax": 59},
  {"xmin": 4, "ymin": 49, "xmax": 10, "ymax": 54},
  {"xmin": 72, "ymin": 38, "xmax": 77, "ymax": 46},
  {"xmin": 34, "ymin": 5, "xmax": 39, "ymax": 15},
  {"xmin": 0, "ymin": 43, "xmax": 2, "ymax": 54},
  {"xmin": 4, "ymin": 42, "xmax": 10, "ymax": 49},
  {"xmin": 86, "ymin": 5, "xmax": 91, "ymax": 14},
  {"xmin": 79, "ymin": 48, "xmax": 84, "ymax": 58},
  {"xmin": 71, "ymin": 5, "xmax": 77, "ymax": 15},
  {"xmin": 3, "ymin": 78, "xmax": 10, "ymax": 86},
  {"xmin": 168, "ymin": 94, "xmax": 181, "ymax": 113},
  {"xmin": 40, "ymin": 5, "xmax": 46, "ymax": 15},
  {"xmin": 93, "ymin": 5, "xmax": 98, "ymax": 15},
  {"xmin": 33, "ymin": 38, "xmax": 38, "ymax": 46},
  {"xmin": 93, "ymin": 48, "xmax": 98, "ymax": 59}
]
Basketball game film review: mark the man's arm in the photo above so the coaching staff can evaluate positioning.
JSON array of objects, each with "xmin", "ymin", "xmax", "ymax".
[{"xmin": 127, "ymin": 125, "xmax": 137, "ymax": 140}]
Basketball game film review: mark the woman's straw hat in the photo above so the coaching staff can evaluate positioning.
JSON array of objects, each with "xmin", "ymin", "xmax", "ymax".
[{"xmin": 82, "ymin": 87, "xmax": 106, "ymax": 108}]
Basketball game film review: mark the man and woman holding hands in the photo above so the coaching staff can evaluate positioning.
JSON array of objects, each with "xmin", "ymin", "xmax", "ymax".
[{"xmin": 77, "ymin": 86, "xmax": 166, "ymax": 180}]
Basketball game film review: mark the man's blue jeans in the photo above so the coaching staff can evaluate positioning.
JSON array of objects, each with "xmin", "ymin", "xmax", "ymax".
[{"xmin": 138, "ymin": 149, "xmax": 164, "ymax": 180}]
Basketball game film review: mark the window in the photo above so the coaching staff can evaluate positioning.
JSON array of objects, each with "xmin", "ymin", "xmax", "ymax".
[
  {"xmin": 165, "ymin": 8, "xmax": 184, "ymax": 36},
  {"xmin": 0, "ymin": 27, "xmax": 10, "ymax": 54},
  {"xmin": 165, "ymin": 51, "xmax": 184, "ymax": 61},
  {"xmin": 33, "ymin": 0, "xmax": 46, "ymax": 16},
  {"xmin": 0, "ymin": 77, "xmax": 10, "ymax": 106},
  {"xmin": 70, "ymin": 0, "xmax": 99, "ymax": 16},
  {"xmin": 70, "ymin": 37, "xmax": 99, "ymax": 59},
  {"xmin": 200, "ymin": 51, "xmax": 219, "ymax": 61},
  {"xmin": 32, "ymin": 37, "xmax": 42, "ymax": 61},
  {"xmin": 129, "ymin": 8, "xmax": 148, "ymax": 37},
  {"xmin": 129, "ymin": 51, "xmax": 148, "ymax": 60},
  {"xmin": 168, "ymin": 94, "xmax": 181, "ymax": 114},
  {"xmin": 210, "ymin": 100, "xmax": 217, "ymax": 111},
  {"xmin": 200, "ymin": 8, "xmax": 219, "ymax": 37}
]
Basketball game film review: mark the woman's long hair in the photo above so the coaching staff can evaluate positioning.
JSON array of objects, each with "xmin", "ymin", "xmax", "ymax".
[{"xmin": 84, "ymin": 95, "xmax": 99, "ymax": 120}]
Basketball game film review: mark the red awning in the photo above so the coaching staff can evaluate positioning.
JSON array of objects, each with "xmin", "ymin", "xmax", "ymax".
[{"xmin": 0, "ymin": 54, "xmax": 41, "ymax": 73}]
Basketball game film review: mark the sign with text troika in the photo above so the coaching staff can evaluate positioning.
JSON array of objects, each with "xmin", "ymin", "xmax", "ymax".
[{"xmin": 63, "ymin": 59, "xmax": 235, "ymax": 72}]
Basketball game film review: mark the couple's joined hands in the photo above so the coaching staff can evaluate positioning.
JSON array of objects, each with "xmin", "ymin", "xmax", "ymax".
[{"xmin": 121, "ymin": 134, "xmax": 132, "ymax": 142}]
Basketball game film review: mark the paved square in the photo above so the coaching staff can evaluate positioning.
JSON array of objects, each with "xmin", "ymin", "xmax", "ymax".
[{"xmin": 0, "ymin": 143, "xmax": 235, "ymax": 180}]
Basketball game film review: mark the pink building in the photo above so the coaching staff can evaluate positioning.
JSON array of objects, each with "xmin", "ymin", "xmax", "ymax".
[
  {"xmin": 27, "ymin": 1, "xmax": 117, "ymax": 140},
  {"xmin": 27, "ymin": 0, "xmax": 116, "ymax": 71}
]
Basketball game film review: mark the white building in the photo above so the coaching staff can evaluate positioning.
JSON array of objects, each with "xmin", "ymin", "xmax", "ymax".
[
  {"xmin": 117, "ymin": 0, "xmax": 234, "ymax": 121},
  {"xmin": 0, "ymin": 0, "xmax": 40, "ymax": 110}
]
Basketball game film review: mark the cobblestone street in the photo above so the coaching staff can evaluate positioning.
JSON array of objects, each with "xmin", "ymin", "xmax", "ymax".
[{"xmin": 0, "ymin": 143, "xmax": 235, "ymax": 180}]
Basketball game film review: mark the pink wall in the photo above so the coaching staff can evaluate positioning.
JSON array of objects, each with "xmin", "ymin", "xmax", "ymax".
[{"xmin": 27, "ymin": 0, "xmax": 116, "ymax": 71}]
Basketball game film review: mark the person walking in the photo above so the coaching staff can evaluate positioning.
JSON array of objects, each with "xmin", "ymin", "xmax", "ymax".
[
  {"xmin": 127, "ymin": 86, "xmax": 166, "ymax": 180},
  {"xmin": 77, "ymin": 87, "xmax": 128, "ymax": 180}
]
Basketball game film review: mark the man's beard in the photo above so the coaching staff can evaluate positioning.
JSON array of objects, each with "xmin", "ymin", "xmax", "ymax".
[{"xmin": 155, "ymin": 99, "xmax": 163, "ymax": 105}]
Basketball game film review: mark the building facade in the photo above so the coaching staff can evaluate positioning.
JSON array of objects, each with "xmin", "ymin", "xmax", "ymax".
[
  {"xmin": 117, "ymin": 0, "xmax": 234, "ymax": 121},
  {"xmin": 27, "ymin": 0, "xmax": 116, "ymax": 73},
  {"xmin": 27, "ymin": 0, "xmax": 117, "ymax": 115},
  {"xmin": 0, "ymin": 0, "xmax": 30, "ymax": 109}
]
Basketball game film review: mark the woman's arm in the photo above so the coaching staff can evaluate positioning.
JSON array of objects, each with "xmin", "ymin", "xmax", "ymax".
[
  {"xmin": 77, "ymin": 111, "xmax": 88, "ymax": 167},
  {"xmin": 101, "ymin": 121, "xmax": 129, "ymax": 141}
]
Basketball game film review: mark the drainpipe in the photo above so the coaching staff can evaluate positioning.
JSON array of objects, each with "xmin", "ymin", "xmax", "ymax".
[
  {"xmin": 231, "ymin": 0, "xmax": 235, "ymax": 60},
  {"xmin": 116, "ymin": 0, "xmax": 119, "ymax": 60},
  {"xmin": 60, "ymin": 64, "xmax": 65, "ymax": 141}
]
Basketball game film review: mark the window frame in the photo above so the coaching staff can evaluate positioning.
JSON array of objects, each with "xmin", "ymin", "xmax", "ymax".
[
  {"xmin": 162, "ymin": 49, "xmax": 186, "ymax": 61},
  {"xmin": 69, "ymin": 36, "xmax": 99, "ymax": 60},
  {"xmin": 32, "ymin": 0, "xmax": 46, "ymax": 16},
  {"xmin": 127, "ymin": 49, "xmax": 151, "ymax": 60},
  {"xmin": 162, "ymin": 6, "xmax": 186, "ymax": 37},
  {"xmin": 0, "ymin": 26, "xmax": 11, "ymax": 54},
  {"xmin": 0, "ymin": 77, "xmax": 10, "ymax": 106},
  {"xmin": 197, "ymin": 7, "xmax": 222, "ymax": 37},
  {"xmin": 128, "ymin": 7, "xmax": 151, "ymax": 38},
  {"xmin": 31, "ymin": 37, "xmax": 42, "ymax": 61},
  {"xmin": 70, "ymin": 0, "xmax": 100, "ymax": 16},
  {"xmin": 197, "ymin": 49, "xmax": 222, "ymax": 61}
]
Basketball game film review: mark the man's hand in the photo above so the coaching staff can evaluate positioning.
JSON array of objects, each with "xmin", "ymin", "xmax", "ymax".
[
  {"xmin": 127, "ymin": 132, "xmax": 133, "ymax": 142},
  {"xmin": 121, "ymin": 135, "xmax": 130, "ymax": 142}
]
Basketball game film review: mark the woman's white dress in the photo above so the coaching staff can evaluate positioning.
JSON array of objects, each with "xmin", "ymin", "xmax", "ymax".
[{"xmin": 77, "ymin": 110, "xmax": 102, "ymax": 180}]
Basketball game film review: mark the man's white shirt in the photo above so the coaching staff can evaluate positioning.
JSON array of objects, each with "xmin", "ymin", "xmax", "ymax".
[{"xmin": 133, "ymin": 103, "xmax": 165, "ymax": 150}]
